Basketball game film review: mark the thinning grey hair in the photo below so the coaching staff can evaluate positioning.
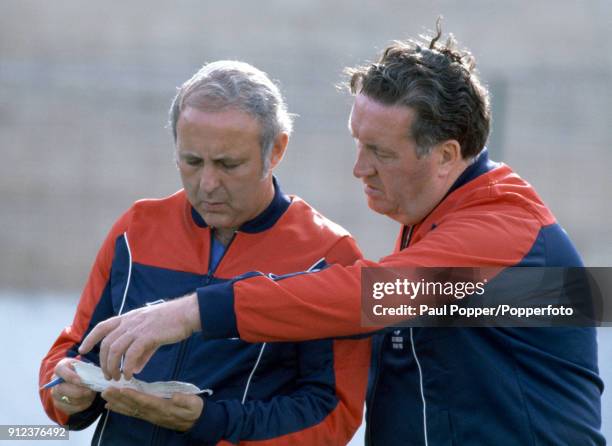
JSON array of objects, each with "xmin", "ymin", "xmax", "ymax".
[{"xmin": 170, "ymin": 61, "xmax": 293, "ymax": 170}]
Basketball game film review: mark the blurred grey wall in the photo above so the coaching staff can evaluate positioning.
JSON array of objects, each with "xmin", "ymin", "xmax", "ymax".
[{"xmin": 1, "ymin": 0, "xmax": 611, "ymax": 291}]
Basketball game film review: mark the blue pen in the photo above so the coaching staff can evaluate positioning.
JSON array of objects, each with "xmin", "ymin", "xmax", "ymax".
[
  {"xmin": 40, "ymin": 358, "xmax": 92, "ymax": 390},
  {"xmin": 40, "ymin": 376, "xmax": 65, "ymax": 390}
]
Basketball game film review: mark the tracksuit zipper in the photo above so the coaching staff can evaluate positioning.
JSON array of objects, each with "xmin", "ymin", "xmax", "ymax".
[
  {"xmin": 365, "ymin": 225, "xmax": 413, "ymax": 446},
  {"xmin": 151, "ymin": 230, "xmax": 237, "ymax": 446}
]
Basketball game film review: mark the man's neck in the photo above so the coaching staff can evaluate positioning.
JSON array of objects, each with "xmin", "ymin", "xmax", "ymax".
[
  {"xmin": 445, "ymin": 158, "xmax": 473, "ymax": 194},
  {"xmin": 213, "ymin": 228, "xmax": 235, "ymax": 246},
  {"xmin": 212, "ymin": 176, "xmax": 277, "ymax": 246}
]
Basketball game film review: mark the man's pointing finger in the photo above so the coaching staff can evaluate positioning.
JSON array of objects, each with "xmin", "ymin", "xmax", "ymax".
[{"xmin": 79, "ymin": 316, "xmax": 122, "ymax": 355}]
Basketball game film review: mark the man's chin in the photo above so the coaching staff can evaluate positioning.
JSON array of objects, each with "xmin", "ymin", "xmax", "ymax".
[
  {"xmin": 200, "ymin": 212, "xmax": 230, "ymax": 228},
  {"xmin": 365, "ymin": 199, "xmax": 409, "ymax": 224},
  {"xmin": 365, "ymin": 198, "xmax": 391, "ymax": 216}
]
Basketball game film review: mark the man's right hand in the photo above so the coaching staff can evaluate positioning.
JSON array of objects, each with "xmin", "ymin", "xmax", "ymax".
[
  {"xmin": 50, "ymin": 358, "xmax": 97, "ymax": 416},
  {"xmin": 79, "ymin": 293, "xmax": 200, "ymax": 380}
]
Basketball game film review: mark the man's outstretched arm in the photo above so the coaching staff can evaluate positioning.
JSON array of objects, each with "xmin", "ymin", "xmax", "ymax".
[
  {"xmin": 81, "ymin": 211, "xmax": 539, "ymax": 380},
  {"xmin": 79, "ymin": 258, "xmax": 368, "ymax": 381}
]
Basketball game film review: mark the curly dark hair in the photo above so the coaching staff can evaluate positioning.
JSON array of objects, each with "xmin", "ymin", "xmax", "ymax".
[{"xmin": 346, "ymin": 19, "xmax": 490, "ymax": 159}]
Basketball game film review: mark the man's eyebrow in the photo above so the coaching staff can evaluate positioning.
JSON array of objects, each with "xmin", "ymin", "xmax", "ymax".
[
  {"xmin": 211, "ymin": 154, "xmax": 242, "ymax": 162},
  {"xmin": 178, "ymin": 152, "xmax": 199, "ymax": 159},
  {"xmin": 364, "ymin": 143, "xmax": 382, "ymax": 151}
]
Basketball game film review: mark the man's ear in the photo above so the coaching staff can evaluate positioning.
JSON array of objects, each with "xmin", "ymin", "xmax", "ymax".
[
  {"xmin": 434, "ymin": 139, "xmax": 462, "ymax": 177},
  {"xmin": 267, "ymin": 132, "xmax": 289, "ymax": 170}
]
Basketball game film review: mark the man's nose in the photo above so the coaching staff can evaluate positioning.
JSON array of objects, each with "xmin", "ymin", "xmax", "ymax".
[
  {"xmin": 199, "ymin": 165, "xmax": 221, "ymax": 194},
  {"xmin": 353, "ymin": 147, "xmax": 375, "ymax": 179}
]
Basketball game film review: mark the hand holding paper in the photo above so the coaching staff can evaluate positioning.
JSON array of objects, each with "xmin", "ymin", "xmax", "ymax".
[
  {"xmin": 49, "ymin": 358, "xmax": 97, "ymax": 415},
  {"xmin": 101, "ymin": 387, "xmax": 205, "ymax": 432},
  {"xmin": 72, "ymin": 361, "xmax": 212, "ymax": 398}
]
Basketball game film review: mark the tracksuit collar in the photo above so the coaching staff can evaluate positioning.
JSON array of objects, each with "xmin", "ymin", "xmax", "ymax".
[
  {"xmin": 401, "ymin": 148, "xmax": 500, "ymax": 244},
  {"xmin": 445, "ymin": 147, "xmax": 499, "ymax": 198},
  {"xmin": 190, "ymin": 176, "xmax": 291, "ymax": 233}
]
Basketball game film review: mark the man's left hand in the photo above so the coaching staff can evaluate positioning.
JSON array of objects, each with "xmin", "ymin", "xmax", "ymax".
[{"xmin": 101, "ymin": 387, "xmax": 204, "ymax": 432}]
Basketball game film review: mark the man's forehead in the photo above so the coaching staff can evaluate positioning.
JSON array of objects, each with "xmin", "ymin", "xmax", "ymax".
[
  {"xmin": 176, "ymin": 106, "xmax": 262, "ymax": 152},
  {"xmin": 178, "ymin": 106, "xmax": 261, "ymax": 135},
  {"xmin": 350, "ymin": 94, "xmax": 415, "ymax": 139}
]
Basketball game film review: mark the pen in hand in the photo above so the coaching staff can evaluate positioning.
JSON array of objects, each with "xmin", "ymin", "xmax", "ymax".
[
  {"xmin": 40, "ymin": 357, "xmax": 92, "ymax": 390},
  {"xmin": 40, "ymin": 376, "xmax": 65, "ymax": 390}
]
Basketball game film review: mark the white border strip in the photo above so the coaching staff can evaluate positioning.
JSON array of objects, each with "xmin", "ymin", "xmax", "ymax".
[
  {"xmin": 239, "ymin": 257, "xmax": 324, "ymax": 405},
  {"xmin": 410, "ymin": 328, "xmax": 428, "ymax": 446},
  {"xmin": 117, "ymin": 232, "xmax": 132, "ymax": 316},
  {"xmin": 307, "ymin": 257, "xmax": 326, "ymax": 272},
  {"xmin": 241, "ymin": 343, "xmax": 267, "ymax": 404},
  {"xmin": 98, "ymin": 232, "xmax": 132, "ymax": 446}
]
